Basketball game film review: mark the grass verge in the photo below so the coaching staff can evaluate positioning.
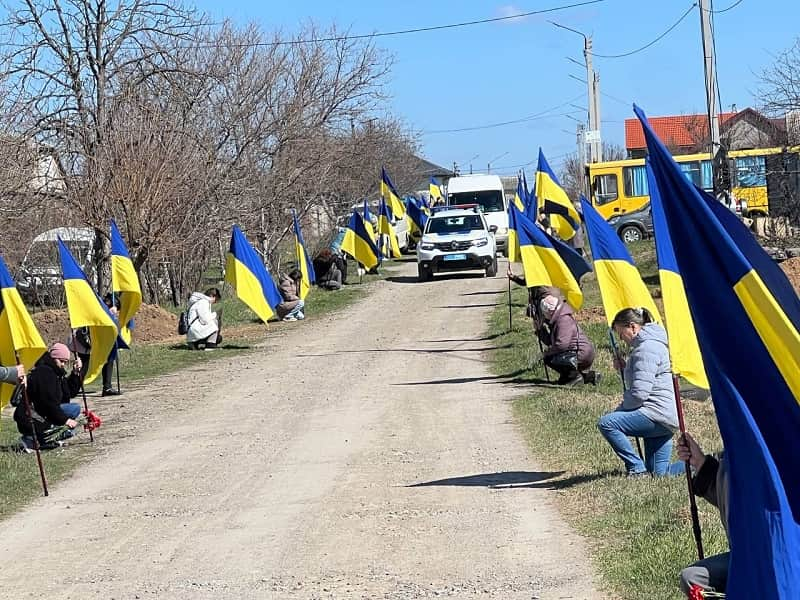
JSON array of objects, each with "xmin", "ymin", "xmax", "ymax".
[
  {"xmin": 491, "ymin": 241, "xmax": 726, "ymax": 599},
  {"xmin": 0, "ymin": 263, "xmax": 390, "ymax": 520}
]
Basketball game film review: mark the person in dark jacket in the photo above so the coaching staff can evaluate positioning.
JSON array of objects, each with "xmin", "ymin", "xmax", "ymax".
[
  {"xmin": 14, "ymin": 343, "xmax": 82, "ymax": 451},
  {"xmin": 677, "ymin": 432, "xmax": 729, "ymax": 596},
  {"xmin": 538, "ymin": 293, "xmax": 598, "ymax": 385},
  {"xmin": 312, "ymin": 249, "xmax": 343, "ymax": 290}
]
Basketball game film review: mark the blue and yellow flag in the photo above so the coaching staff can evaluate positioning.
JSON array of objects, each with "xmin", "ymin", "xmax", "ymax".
[
  {"xmin": 524, "ymin": 172, "xmax": 538, "ymax": 222},
  {"xmin": 515, "ymin": 205, "xmax": 583, "ymax": 309},
  {"xmin": 507, "ymin": 201, "xmax": 521, "ymax": 263},
  {"xmin": 58, "ymin": 239, "xmax": 117, "ymax": 384},
  {"xmin": 512, "ymin": 176, "xmax": 526, "ymax": 211},
  {"xmin": 110, "ymin": 220, "xmax": 141, "ymax": 345},
  {"xmin": 292, "ymin": 210, "xmax": 316, "ymax": 300},
  {"xmin": 377, "ymin": 198, "xmax": 402, "ymax": 259},
  {"xmin": 429, "ymin": 177, "xmax": 443, "ymax": 205},
  {"xmin": 645, "ymin": 159, "xmax": 708, "ymax": 389},
  {"xmin": 341, "ymin": 210, "xmax": 381, "ymax": 270},
  {"xmin": 543, "ymin": 228, "xmax": 593, "ymax": 283},
  {"xmin": 536, "ymin": 148, "xmax": 580, "ymax": 240},
  {"xmin": 225, "ymin": 225, "xmax": 282, "ymax": 324},
  {"xmin": 581, "ymin": 196, "xmax": 661, "ymax": 325},
  {"xmin": 381, "ymin": 167, "xmax": 405, "ymax": 218},
  {"xmin": 361, "ymin": 199, "xmax": 378, "ymax": 243},
  {"xmin": 638, "ymin": 104, "xmax": 800, "ymax": 597},
  {"xmin": 406, "ymin": 198, "xmax": 428, "ymax": 237},
  {"xmin": 0, "ymin": 255, "xmax": 46, "ymax": 407}
]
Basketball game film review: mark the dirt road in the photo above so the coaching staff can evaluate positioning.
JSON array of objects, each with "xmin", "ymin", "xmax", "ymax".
[{"xmin": 0, "ymin": 259, "xmax": 600, "ymax": 599}]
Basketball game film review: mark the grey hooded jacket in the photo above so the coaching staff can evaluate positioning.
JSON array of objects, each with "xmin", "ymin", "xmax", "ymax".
[{"xmin": 621, "ymin": 323, "xmax": 679, "ymax": 430}]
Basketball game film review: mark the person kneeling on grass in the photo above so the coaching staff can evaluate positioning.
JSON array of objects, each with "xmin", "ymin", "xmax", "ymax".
[
  {"xmin": 597, "ymin": 307, "xmax": 678, "ymax": 477},
  {"xmin": 537, "ymin": 293, "xmax": 599, "ymax": 385},
  {"xmin": 186, "ymin": 287, "xmax": 223, "ymax": 350},
  {"xmin": 276, "ymin": 269, "xmax": 305, "ymax": 322},
  {"xmin": 13, "ymin": 343, "xmax": 82, "ymax": 452},
  {"xmin": 677, "ymin": 432, "xmax": 729, "ymax": 597}
]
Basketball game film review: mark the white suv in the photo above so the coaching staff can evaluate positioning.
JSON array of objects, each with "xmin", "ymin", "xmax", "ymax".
[{"xmin": 416, "ymin": 206, "xmax": 498, "ymax": 282}]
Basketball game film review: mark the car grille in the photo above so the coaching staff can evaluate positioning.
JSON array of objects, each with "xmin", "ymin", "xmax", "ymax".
[{"xmin": 434, "ymin": 240, "xmax": 472, "ymax": 251}]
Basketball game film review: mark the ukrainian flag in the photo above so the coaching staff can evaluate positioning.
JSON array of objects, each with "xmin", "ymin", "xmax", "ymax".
[
  {"xmin": 377, "ymin": 199, "xmax": 401, "ymax": 259},
  {"xmin": 110, "ymin": 220, "xmax": 142, "ymax": 345},
  {"xmin": 406, "ymin": 198, "xmax": 428, "ymax": 238},
  {"xmin": 581, "ymin": 196, "xmax": 661, "ymax": 325},
  {"xmin": 515, "ymin": 205, "xmax": 583, "ymax": 309},
  {"xmin": 543, "ymin": 228, "xmax": 593, "ymax": 283},
  {"xmin": 361, "ymin": 199, "xmax": 377, "ymax": 243},
  {"xmin": 381, "ymin": 167, "xmax": 405, "ymax": 218},
  {"xmin": 429, "ymin": 177, "xmax": 443, "ymax": 205},
  {"xmin": 292, "ymin": 210, "xmax": 316, "ymax": 300},
  {"xmin": 507, "ymin": 202, "xmax": 521, "ymax": 263},
  {"xmin": 638, "ymin": 103, "xmax": 800, "ymax": 597},
  {"xmin": 0, "ymin": 255, "xmax": 46, "ymax": 407},
  {"xmin": 536, "ymin": 148, "xmax": 580, "ymax": 240},
  {"xmin": 645, "ymin": 160, "xmax": 709, "ymax": 390},
  {"xmin": 224, "ymin": 225, "xmax": 283, "ymax": 323},
  {"xmin": 58, "ymin": 239, "xmax": 117, "ymax": 385},
  {"xmin": 341, "ymin": 210, "xmax": 380, "ymax": 270},
  {"xmin": 512, "ymin": 176, "xmax": 526, "ymax": 211},
  {"xmin": 524, "ymin": 173, "xmax": 538, "ymax": 222}
]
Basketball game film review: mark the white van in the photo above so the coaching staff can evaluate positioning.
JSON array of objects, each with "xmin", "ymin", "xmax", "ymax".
[
  {"xmin": 446, "ymin": 174, "xmax": 508, "ymax": 255},
  {"xmin": 17, "ymin": 227, "xmax": 96, "ymax": 305}
]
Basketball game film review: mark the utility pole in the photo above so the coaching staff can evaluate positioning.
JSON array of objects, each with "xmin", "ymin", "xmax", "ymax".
[
  {"xmin": 699, "ymin": 0, "xmax": 722, "ymax": 194},
  {"xmin": 551, "ymin": 22, "xmax": 602, "ymax": 163},
  {"xmin": 577, "ymin": 122, "xmax": 587, "ymax": 198}
]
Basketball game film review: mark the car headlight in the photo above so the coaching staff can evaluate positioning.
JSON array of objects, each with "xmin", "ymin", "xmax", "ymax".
[
  {"xmin": 496, "ymin": 227, "xmax": 508, "ymax": 235},
  {"xmin": 420, "ymin": 243, "xmax": 435, "ymax": 251},
  {"xmin": 607, "ymin": 216, "xmax": 620, "ymax": 225},
  {"xmin": 473, "ymin": 238, "xmax": 489, "ymax": 247}
]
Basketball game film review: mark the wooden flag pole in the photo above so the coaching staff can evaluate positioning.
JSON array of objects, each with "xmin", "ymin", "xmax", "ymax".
[
  {"xmin": 673, "ymin": 374, "xmax": 704, "ymax": 560},
  {"xmin": 609, "ymin": 329, "xmax": 644, "ymax": 461},
  {"xmin": 112, "ymin": 292, "xmax": 121, "ymax": 394},
  {"xmin": 507, "ymin": 274, "xmax": 513, "ymax": 331},
  {"xmin": 16, "ymin": 352, "xmax": 48, "ymax": 496},
  {"xmin": 74, "ymin": 350, "xmax": 94, "ymax": 443}
]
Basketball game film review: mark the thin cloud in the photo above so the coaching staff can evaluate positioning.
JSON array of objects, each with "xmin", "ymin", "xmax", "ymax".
[{"xmin": 495, "ymin": 5, "xmax": 529, "ymax": 24}]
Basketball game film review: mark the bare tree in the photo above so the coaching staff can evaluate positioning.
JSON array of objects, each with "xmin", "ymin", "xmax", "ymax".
[
  {"xmin": 560, "ymin": 141, "xmax": 626, "ymax": 201},
  {"xmin": 759, "ymin": 37, "xmax": 800, "ymax": 115}
]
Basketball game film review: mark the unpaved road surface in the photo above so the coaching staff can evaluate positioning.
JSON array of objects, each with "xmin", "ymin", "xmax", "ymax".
[{"xmin": 0, "ymin": 259, "xmax": 600, "ymax": 599}]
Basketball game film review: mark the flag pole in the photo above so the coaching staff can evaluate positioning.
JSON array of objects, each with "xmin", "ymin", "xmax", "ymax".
[
  {"xmin": 672, "ymin": 373, "xmax": 704, "ymax": 560},
  {"xmin": 507, "ymin": 274, "xmax": 513, "ymax": 331},
  {"xmin": 534, "ymin": 304, "xmax": 552, "ymax": 383},
  {"xmin": 15, "ymin": 352, "xmax": 48, "ymax": 496},
  {"xmin": 74, "ymin": 349, "xmax": 94, "ymax": 443},
  {"xmin": 112, "ymin": 291, "xmax": 121, "ymax": 394},
  {"xmin": 609, "ymin": 329, "xmax": 644, "ymax": 461}
]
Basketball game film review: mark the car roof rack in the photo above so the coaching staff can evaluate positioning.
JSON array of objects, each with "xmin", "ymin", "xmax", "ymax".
[{"xmin": 431, "ymin": 203, "xmax": 481, "ymax": 214}]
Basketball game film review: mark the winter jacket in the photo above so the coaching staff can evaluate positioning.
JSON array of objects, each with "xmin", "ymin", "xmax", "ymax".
[
  {"xmin": 621, "ymin": 323, "xmax": 679, "ymax": 430},
  {"xmin": 541, "ymin": 300, "xmax": 595, "ymax": 368},
  {"xmin": 186, "ymin": 292, "xmax": 219, "ymax": 343},
  {"xmin": 693, "ymin": 453, "xmax": 730, "ymax": 540},
  {"xmin": 1, "ymin": 365, "xmax": 19, "ymax": 384},
  {"xmin": 14, "ymin": 353, "xmax": 81, "ymax": 434}
]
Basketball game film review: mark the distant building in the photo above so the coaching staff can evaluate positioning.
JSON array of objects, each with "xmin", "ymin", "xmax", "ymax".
[{"xmin": 624, "ymin": 108, "xmax": 789, "ymax": 158}]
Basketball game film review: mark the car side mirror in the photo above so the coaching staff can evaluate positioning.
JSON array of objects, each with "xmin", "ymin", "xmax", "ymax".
[{"xmin": 489, "ymin": 225, "xmax": 498, "ymax": 233}]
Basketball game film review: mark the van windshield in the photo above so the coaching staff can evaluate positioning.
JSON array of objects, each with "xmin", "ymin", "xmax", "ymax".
[
  {"xmin": 427, "ymin": 215, "xmax": 484, "ymax": 234},
  {"xmin": 449, "ymin": 190, "xmax": 504, "ymax": 213}
]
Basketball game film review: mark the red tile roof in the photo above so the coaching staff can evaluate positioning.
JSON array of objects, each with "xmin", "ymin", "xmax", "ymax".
[{"xmin": 625, "ymin": 113, "xmax": 736, "ymax": 150}]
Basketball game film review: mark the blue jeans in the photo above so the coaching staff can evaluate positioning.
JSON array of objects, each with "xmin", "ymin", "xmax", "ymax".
[
  {"xmin": 597, "ymin": 408, "xmax": 674, "ymax": 475},
  {"xmin": 61, "ymin": 403, "xmax": 82, "ymax": 419},
  {"xmin": 285, "ymin": 299, "xmax": 305, "ymax": 319}
]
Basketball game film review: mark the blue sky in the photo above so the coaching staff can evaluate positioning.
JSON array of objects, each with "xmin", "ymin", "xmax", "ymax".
[{"xmin": 192, "ymin": 0, "xmax": 798, "ymax": 177}]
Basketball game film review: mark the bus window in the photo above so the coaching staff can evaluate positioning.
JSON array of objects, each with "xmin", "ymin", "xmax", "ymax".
[
  {"xmin": 679, "ymin": 161, "xmax": 702, "ymax": 188},
  {"xmin": 735, "ymin": 155, "xmax": 766, "ymax": 188},
  {"xmin": 592, "ymin": 174, "xmax": 618, "ymax": 205},
  {"xmin": 623, "ymin": 165, "xmax": 649, "ymax": 197},
  {"xmin": 700, "ymin": 160, "xmax": 713, "ymax": 191}
]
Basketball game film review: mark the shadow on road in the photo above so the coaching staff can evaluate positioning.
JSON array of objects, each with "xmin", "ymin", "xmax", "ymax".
[
  {"xmin": 460, "ymin": 290, "xmax": 505, "ymax": 296},
  {"xmin": 395, "ymin": 369, "xmax": 531, "ymax": 386},
  {"xmin": 434, "ymin": 303, "xmax": 500, "ymax": 309},
  {"xmin": 407, "ymin": 470, "xmax": 565, "ymax": 488},
  {"xmin": 419, "ymin": 333, "xmax": 504, "ymax": 343},
  {"xmin": 386, "ymin": 273, "xmax": 488, "ymax": 285},
  {"xmin": 298, "ymin": 345, "xmax": 512, "ymax": 358}
]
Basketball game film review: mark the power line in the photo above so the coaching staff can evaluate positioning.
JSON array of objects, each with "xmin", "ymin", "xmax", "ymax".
[
  {"xmin": 421, "ymin": 94, "xmax": 584, "ymax": 135},
  {"xmin": 705, "ymin": 0, "xmax": 744, "ymax": 13},
  {"xmin": 592, "ymin": 3, "xmax": 698, "ymax": 59}
]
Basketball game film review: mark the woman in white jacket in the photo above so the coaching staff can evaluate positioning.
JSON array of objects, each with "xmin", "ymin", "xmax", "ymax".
[{"xmin": 186, "ymin": 288, "xmax": 222, "ymax": 350}]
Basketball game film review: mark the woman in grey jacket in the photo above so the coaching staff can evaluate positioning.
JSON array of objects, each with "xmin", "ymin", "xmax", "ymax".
[{"xmin": 597, "ymin": 307, "xmax": 679, "ymax": 476}]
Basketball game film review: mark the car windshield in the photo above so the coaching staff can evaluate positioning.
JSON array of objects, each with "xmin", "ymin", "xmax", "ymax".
[
  {"xmin": 448, "ymin": 190, "xmax": 504, "ymax": 212},
  {"xmin": 427, "ymin": 215, "xmax": 483, "ymax": 235}
]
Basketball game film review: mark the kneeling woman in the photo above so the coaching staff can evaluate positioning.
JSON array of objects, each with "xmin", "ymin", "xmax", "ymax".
[
  {"xmin": 539, "ymin": 294, "xmax": 598, "ymax": 385},
  {"xmin": 597, "ymin": 307, "xmax": 678, "ymax": 476}
]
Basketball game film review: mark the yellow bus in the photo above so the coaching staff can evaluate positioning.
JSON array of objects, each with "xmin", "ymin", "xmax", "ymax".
[{"xmin": 586, "ymin": 146, "xmax": 800, "ymax": 219}]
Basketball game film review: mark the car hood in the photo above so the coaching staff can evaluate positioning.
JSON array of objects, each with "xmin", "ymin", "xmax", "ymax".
[{"xmin": 423, "ymin": 232, "xmax": 485, "ymax": 242}]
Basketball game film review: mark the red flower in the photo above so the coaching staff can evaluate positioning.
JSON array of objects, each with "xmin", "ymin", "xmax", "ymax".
[
  {"xmin": 688, "ymin": 584, "xmax": 706, "ymax": 600},
  {"xmin": 83, "ymin": 409, "xmax": 103, "ymax": 432}
]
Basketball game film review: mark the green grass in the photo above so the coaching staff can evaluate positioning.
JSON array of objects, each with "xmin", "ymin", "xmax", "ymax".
[
  {"xmin": 0, "ymin": 263, "xmax": 390, "ymax": 519},
  {"xmin": 491, "ymin": 240, "xmax": 727, "ymax": 600}
]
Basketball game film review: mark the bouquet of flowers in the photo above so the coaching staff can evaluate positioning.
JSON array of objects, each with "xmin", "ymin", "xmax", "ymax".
[
  {"xmin": 43, "ymin": 409, "xmax": 103, "ymax": 443},
  {"xmin": 689, "ymin": 585, "xmax": 726, "ymax": 599}
]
